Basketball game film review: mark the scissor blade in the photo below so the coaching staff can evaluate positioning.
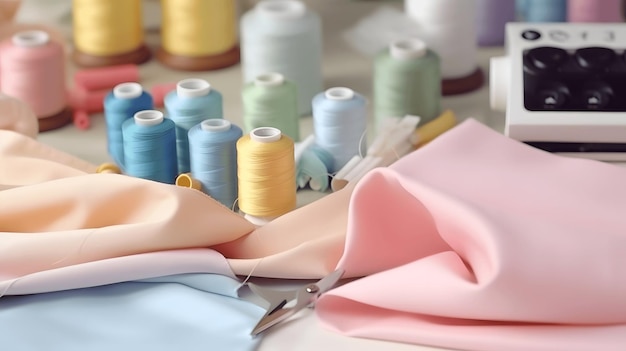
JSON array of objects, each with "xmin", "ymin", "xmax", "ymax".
[
  {"xmin": 251, "ymin": 306, "xmax": 296, "ymax": 335},
  {"xmin": 315, "ymin": 269, "xmax": 345, "ymax": 293}
]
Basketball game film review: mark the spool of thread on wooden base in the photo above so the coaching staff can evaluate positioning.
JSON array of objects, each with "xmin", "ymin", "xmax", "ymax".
[
  {"xmin": 157, "ymin": 0, "xmax": 240, "ymax": 71},
  {"xmin": 72, "ymin": 0, "xmax": 151, "ymax": 67},
  {"xmin": 0, "ymin": 30, "xmax": 71, "ymax": 132}
]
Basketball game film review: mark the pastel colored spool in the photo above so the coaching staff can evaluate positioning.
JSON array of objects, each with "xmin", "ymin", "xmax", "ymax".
[
  {"xmin": 0, "ymin": 30, "xmax": 71, "ymax": 132},
  {"xmin": 476, "ymin": 0, "xmax": 516, "ymax": 46},
  {"xmin": 150, "ymin": 82, "xmax": 177, "ymax": 108},
  {"xmin": 568, "ymin": 0, "xmax": 623, "ymax": 22},
  {"xmin": 69, "ymin": 87, "xmax": 108, "ymax": 113},
  {"xmin": 157, "ymin": 0, "xmax": 240, "ymax": 71},
  {"xmin": 72, "ymin": 0, "xmax": 151, "ymax": 67},
  {"xmin": 522, "ymin": 0, "xmax": 567, "ymax": 22},
  {"xmin": 73, "ymin": 109, "xmax": 90, "ymax": 130},
  {"xmin": 74, "ymin": 64, "xmax": 140, "ymax": 91}
]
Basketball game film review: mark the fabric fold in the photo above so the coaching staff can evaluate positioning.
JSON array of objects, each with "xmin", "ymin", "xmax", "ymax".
[{"xmin": 316, "ymin": 119, "xmax": 626, "ymax": 350}]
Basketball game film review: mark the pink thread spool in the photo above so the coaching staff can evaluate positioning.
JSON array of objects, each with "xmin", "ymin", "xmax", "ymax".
[
  {"xmin": 0, "ymin": 30, "xmax": 71, "ymax": 132},
  {"xmin": 568, "ymin": 0, "xmax": 624, "ymax": 22},
  {"xmin": 150, "ymin": 82, "xmax": 177, "ymax": 108},
  {"xmin": 69, "ymin": 87, "xmax": 108, "ymax": 113}
]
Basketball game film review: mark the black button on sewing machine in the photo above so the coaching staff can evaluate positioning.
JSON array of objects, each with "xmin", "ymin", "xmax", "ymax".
[
  {"xmin": 526, "ymin": 47, "xmax": 569, "ymax": 71},
  {"xmin": 574, "ymin": 47, "xmax": 616, "ymax": 71},
  {"xmin": 581, "ymin": 82, "xmax": 613, "ymax": 109},
  {"xmin": 522, "ymin": 30, "xmax": 541, "ymax": 41}
]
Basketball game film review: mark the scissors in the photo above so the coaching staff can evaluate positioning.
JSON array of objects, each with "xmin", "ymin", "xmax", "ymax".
[{"xmin": 248, "ymin": 269, "xmax": 345, "ymax": 336}]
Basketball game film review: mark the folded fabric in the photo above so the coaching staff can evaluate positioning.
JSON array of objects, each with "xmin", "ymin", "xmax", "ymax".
[
  {"xmin": 316, "ymin": 119, "xmax": 626, "ymax": 350},
  {"xmin": 0, "ymin": 273, "xmax": 266, "ymax": 351}
]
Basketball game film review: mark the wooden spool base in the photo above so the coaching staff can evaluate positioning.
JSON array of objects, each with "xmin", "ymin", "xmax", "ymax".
[
  {"xmin": 442, "ymin": 68, "xmax": 485, "ymax": 96},
  {"xmin": 72, "ymin": 44, "xmax": 152, "ymax": 68},
  {"xmin": 38, "ymin": 107, "xmax": 72, "ymax": 132},
  {"xmin": 156, "ymin": 45, "xmax": 240, "ymax": 71}
]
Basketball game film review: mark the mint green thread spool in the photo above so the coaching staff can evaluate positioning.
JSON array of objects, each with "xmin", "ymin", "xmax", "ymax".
[
  {"xmin": 374, "ymin": 38, "xmax": 441, "ymax": 131},
  {"xmin": 242, "ymin": 72, "xmax": 300, "ymax": 142}
]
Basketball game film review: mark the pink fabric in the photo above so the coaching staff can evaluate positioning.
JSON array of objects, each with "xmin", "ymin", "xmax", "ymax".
[{"xmin": 316, "ymin": 119, "xmax": 626, "ymax": 350}]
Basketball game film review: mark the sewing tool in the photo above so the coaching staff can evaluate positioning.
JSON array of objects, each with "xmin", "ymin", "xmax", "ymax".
[
  {"xmin": 518, "ymin": 0, "xmax": 567, "ymax": 22},
  {"xmin": 374, "ymin": 38, "xmax": 441, "ymax": 130},
  {"xmin": 249, "ymin": 269, "xmax": 344, "ymax": 335},
  {"xmin": 331, "ymin": 115, "xmax": 421, "ymax": 192},
  {"xmin": 157, "ymin": 0, "xmax": 240, "ymax": 71},
  {"xmin": 241, "ymin": 0, "xmax": 323, "ymax": 115},
  {"xmin": 312, "ymin": 87, "xmax": 368, "ymax": 173},
  {"xmin": 237, "ymin": 127, "xmax": 296, "ymax": 226},
  {"xmin": 0, "ymin": 30, "xmax": 71, "ymax": 132},
  {"xmin": 72, "ymin": 0, "xmax": 150, "ymax": 67},
  {"xmin": 184, "ymin": 119, "xmax": 243, "ymax": 209},
  {"xmin": 405, "ymin": 0, "xmax": 484, "ymax": 95},
  {"xmin": 568, "ymin": 0, "xmax": 623, "ymax": 22},
  {"xmin": 476, "ymin": 0, "xmax": 516, "ymax": 46},
  {"xmin": 165, "ymin": 78, "xmax": 223, "ymax": 174},
  {"xmin": 122, "ymin": 110, "xmax": 178, "ymax": 184},
  {"xmin": 242, "ymin": 73, "xmax": 300, "ymax": 141},
  {"xmin": 104, "ymin": 82, "xmax": 154, "ymax": 167}
]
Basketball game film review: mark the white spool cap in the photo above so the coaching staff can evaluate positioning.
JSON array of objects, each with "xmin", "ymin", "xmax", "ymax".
[
  {"xmin": 177, "ymin": 78, "xmax": 211, "ymax": 98},
  {"xmin": 255, "ymin": 73, "xmax": 285, "ymax": 87},
  {"xmin": 134, "ymin": 110, "xmax": 164, "ymax": 127},
  {"xmin": 390, "ymin": 38, "xmax": 427, "ymax": 60},
  {"xmin": 113, "ymin": 82, "xmax": 143, "ymax": 99},
  {"xmin": 325, "ymin": 87, "xmax": 355, "ymax": 101},
  {"xmin": 201, "ymin": 118, "xmax": 231, "ymax": 132},
  {"xmin": 250, "ymin": 127, "xmax": 282, "ymax": 143},
  {"xmin": 489, "ymin": 56, "xmax": 510, "ymax": 113},
  {"xmin": 12, "ymin": 30, "xmax": 49, "ymax": 47},
  {"xmin": 257, "ymin": 0, "xmax": 306, "ymax": 20}
]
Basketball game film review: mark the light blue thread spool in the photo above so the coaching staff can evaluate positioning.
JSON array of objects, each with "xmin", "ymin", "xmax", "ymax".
[
  {"xmin": 164, "ymin": 78, "xmax": 223, "ymax": 174},
  {"xmin": 522, "ymin": 0, "xmax": 567, "ymax": 22},
  {"xmin": 188, "ymin": 119, "xmax": 243, "ymax": 208},
  {"xmin": 122, "ymin": 110, "xmax": 178, "ymax": 184},
  {"xmin": 103, "ymin": 82, "xmax": 154, "ymax": 168},
  {"xmin": 312, "ymin": 87, "xmax": 367, "ymax": 173}
]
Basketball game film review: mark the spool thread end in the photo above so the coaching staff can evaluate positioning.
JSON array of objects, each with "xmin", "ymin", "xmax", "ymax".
[
  {"xmin": 250, "ymin": 127, "xmax": 282, "ymax": 143},
  {"xmin": 113, "ymin": 82, "xmax": 143, "ymax": 99},
  {"xmin": 254, "ymin": 72, "xmax": 285, "ymax": 87},
  {"xmin": 325, "ymin": 87, "xmax": 355, "ymax": 101},
  {"xmin": 390, "ymin": 38, "xmax": 427, "ymax": 60},
  {"xmin": 177, "ymin": 78, "xmax": 211, "ymax": 98},
  {"xmin": 134, "ymin": 110, "xmax": 164, "ymax": 126},
  {"xmin": 201, "ymin": 118, "xmax": 231, "ymax": 132}
]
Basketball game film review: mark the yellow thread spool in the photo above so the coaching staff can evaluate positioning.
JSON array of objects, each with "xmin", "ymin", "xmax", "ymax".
[
  {"xmin": 72, "ymin": 0, "xmax": 151, "ymax": 67},
  {"xmin": 237, "ymin": 127, "xmax": 296, "ymax": 225},
  {"xmin": 157, "ymin": 0, "xmax": 240, "ymax": 71}
]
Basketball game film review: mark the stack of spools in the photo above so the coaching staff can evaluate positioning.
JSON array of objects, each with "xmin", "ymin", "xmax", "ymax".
[
  {"xmin": 405, "ymin": 0, "xmax": 484, "ymax": 95},
  {"xmin": 240, "ymin": 0, "xmax": 323, "ymax": 115},
  {"xmin": 476, "ymin": 0, "xmax": 516, "ymax": 46}
]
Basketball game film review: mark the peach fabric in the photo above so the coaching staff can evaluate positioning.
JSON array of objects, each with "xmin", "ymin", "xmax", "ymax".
[
  {"xmin": 316, "ymin": 119, "xmax": 626, "ymax": 350},
  {"xmin": 0, "ymin": 94, "xmax": 38, "ymax": 139}
]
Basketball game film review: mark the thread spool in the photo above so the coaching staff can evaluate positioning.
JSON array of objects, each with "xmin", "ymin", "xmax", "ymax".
[
  {"xmin": 151, "ymin": 82, "xmax": 178, "ymax": 108},
  {"xmin": 520, "ymin": 0, "xmax": 567, "ymax": 22},
  {"xmin": 568, "ymin": 0, "xmax": 623, "ymax": 22},
  {"xmin": 405, "ymin": 0, "xmax": 484, "ymax": 95},
  {"xmin": 242, "ymin": 73, "xmax": 300, "ymax": 141},
  {"xmin": 104, "ymin": 82, "xmax": 154, "ymax": 167},
  {"xmin": 237, "ymin": 127, "xmax": 296, "ymax": 225},
  {"xmin": 164, "ymin": 78, "xmax": 223, "ymax": 174},
  {"xmin": 72, "ymin": 0, "xmax": 150, "ymax": 67},
  {"xmin": 476, "ymin": 0, "xmax": 516, "ymax": 46},
  {"xmin": 157, "ymin": 0, "xmax": 240, "ymax": 71},
  {"xmin": 374, "ymin": 38, "xmax": 441, "ymax": 130},
  {"xmin": 122, "ymin": 110, "xmax": 178, "ymax": 184},
  {"xmin": 184, "ymin": 119, "xmax": 243, "ymax": 208},
  {"xmin": 241, "ymin": 0, "xmax": 323, "ymax": 115},
  {"xmin": 0, "ymin": 30, "xmax": 71, "ymax": 132},
  {"xmin": 312, "ymin": 87, "xmax": 368, "ymax": 173}
]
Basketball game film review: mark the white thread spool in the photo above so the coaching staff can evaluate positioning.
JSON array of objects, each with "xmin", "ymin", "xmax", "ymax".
[
  {"xmin": 405, "ymin": 0, "xmax": 481, "ymax": 91},
  {"xmin": 240, "ymin": 0, "xmax": 323, "ymax": 116}
]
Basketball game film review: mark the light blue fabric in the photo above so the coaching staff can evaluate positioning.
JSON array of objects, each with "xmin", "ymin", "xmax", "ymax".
[{"xmin": 0, "ymin": 273, "xmax": 265, "ymax": 351}]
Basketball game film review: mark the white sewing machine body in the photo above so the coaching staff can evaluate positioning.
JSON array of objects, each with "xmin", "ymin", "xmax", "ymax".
[{"xmin": 492, "ymin": 22, "xmax": 626, "ymax": 161}]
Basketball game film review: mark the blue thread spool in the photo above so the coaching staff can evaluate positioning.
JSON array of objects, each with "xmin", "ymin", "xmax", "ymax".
[
  {"xmin": 122, "ymin": 110, "xmax": 178, "ymax": 184},
  {"xmin": 103, "ymin": 82, "xmax": 154, "ymax": 167},
  {"xmin": 312, "ymin": 87, "xmax": 367, "ymax": 173},
  {"xmin": 520, "ymin": 0, "xmax": 567, "ymax": 22},
  {"xmin": 188, "ymin": 119, "xmax": 243, "ymax": 208},
  {"xmin": 164, "ymin": 78, "xmax": 223, "ymax": 174}
]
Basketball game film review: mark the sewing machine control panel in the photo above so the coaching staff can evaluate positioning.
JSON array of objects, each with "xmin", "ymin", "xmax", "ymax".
[{"xmin": 491, "ymin": 23, "xmax": 626, "ymax": 157}]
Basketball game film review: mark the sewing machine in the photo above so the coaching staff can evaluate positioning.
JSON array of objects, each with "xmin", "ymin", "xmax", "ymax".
[{"xmin": 491, "ymin": 22, "xmax": 626, "ymax": 162}]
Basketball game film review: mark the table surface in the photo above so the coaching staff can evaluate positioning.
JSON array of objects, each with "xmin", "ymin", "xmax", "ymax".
[{"xmin": 34, "ymin": 1, "xmax": 506, "ymax": 349}]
